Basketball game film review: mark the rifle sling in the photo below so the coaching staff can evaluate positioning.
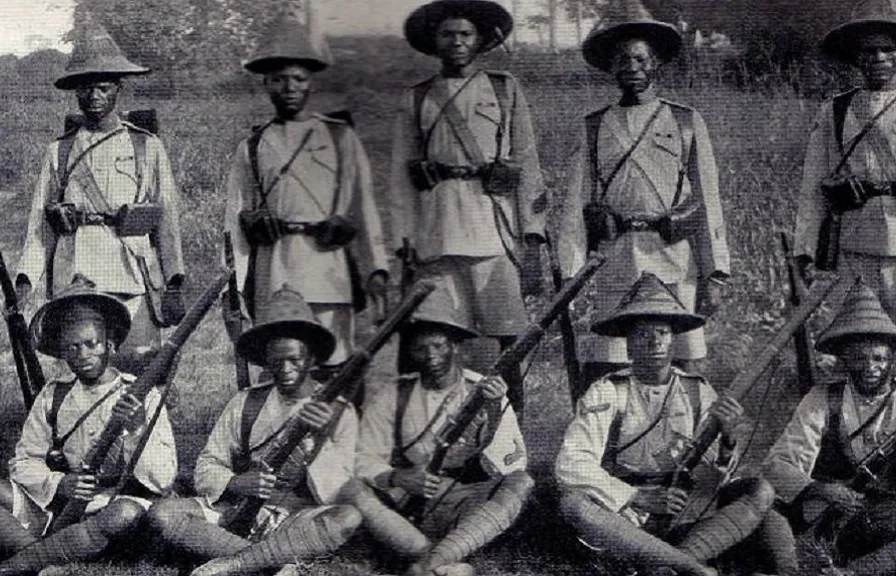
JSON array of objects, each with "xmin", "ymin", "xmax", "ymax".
[
  {"xmin": 832, "ymin": 90, "xmax": 896, "ymax": 176},
  {"xmin": 50, "ymin": 379, "xmax": 122, "ymax": 450}
]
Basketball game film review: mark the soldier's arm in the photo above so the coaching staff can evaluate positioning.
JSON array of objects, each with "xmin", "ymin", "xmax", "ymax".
[
  {"xmin": 557, "ymin": 127, "xmax": 589, "ymax": 279},
  {"xmin": 355, "ymin": 386, "xmax": 400, "ymax": 490},
  {"xmin": 387, "ymin": 89, "xmax": 421, "ymax": 255},
  {"xmin": 128, "ymin": 386, "xmax": 177, "ymax": 494},
  {"xmin": 194, "ymin": 393, "xmax": 245, "ymax": 503},
  {"xmin": 8, "ymin": 383, "xmax": 65, "ymax": 508},
  {"xmin": 223, "ymin": 139, "xmax": 256, "ymax": 294},
  {"xmin": 308, "ymin": 404, "xmax": 359, "ymax": 505},
  {"xmin": 507, "ymin": 74, "xmax": 546, "ymax": 242},
  {"xmin": 148, "ymin": 138, "xmax": 184, "ymax": 286},
  {"xmin": 688, "ymin": 110, "xmax": 729, "ymax": 281},
  {"xmin": 794, "ymin": 103, "xmax": 835, "ymax": 262},
  {"xmin": 16, "ymin": 145, "xmax": 57, "ymax": 296}
]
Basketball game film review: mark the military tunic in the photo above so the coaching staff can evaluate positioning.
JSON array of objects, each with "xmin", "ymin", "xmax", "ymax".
[
  {"xmin": 558, "ymin": 100, "xmax": 729, "ymax": 363},
  {"xmin": 225, "ymin": 115, "xmax": 388, "ymax": 363},
  {"xmin": 9, "ymin": 373, "xmax": 176, "ymax": 536},
  {"xmin": 388, "ymin": 71, "xmax": 546, "ymax": 336},
  {"xmin": 795, "ymin": 89, "xmax": 896, "ymax": 319}
]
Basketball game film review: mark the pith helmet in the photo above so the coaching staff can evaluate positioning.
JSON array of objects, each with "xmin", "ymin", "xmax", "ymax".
[
  {"xmin": 592, "ymin": 272, "xmax": 705, "ymax": 337},
  {"xmin": 581, "ymin": 0, "xmax": 682, "ymax": 71},
  {"xmin": 244, "ymin": 3, "xmax": 333, "ymax": 74},
  {"xmin": 821, "ymin": 0, "xmax": 896, "ymax": 64},
  {"xmin": 816, "ymin": 277, "xmax": 896, "ymax": 355},
  {"xmin": 237, "ymin": 285, "xmax": 335, "ymax": 366},
  {"xmin": 30, "ymin": 274, "xmax": 131, "ymax": 358},
  {"xmin": 55, "ymin": 11, "xmax": 149, "ymax": 90},
  {"xmin": 404, "ymin": 0, "xmax": 513, "ymax": 56},
  {"xmin": 400, "ymin": 287, "xmax": 480, "ymax": 342}
]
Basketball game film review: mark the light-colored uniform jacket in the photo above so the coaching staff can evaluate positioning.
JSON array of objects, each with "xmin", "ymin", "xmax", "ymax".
[
  {"xmin": 18, "ymin": 118, "xmax": 184, "ymax": 299},
  {"xmin": 224, "ymin": 114, "xmax": 388, "ymax": 311},
  {"xmin": 9, "ymin": 373, "xmax": 176, "ymax": 534},
  {"xmin": 194, "ymin": 383, "xmax": 357, "ymax": 508},
  {"xmin": 762, "ymin": 381, "xmax": 896, "ymax": 504},
  {"xmin": 356, "ymin": 368, "xmax": 527, "ymax": 495},
  {"xmin": 555, "ymin": 368, "xmax": 726, "ymax": 525},
  {"xmin": 388, "ymin": 71, "xmax": 546, "ymax": 261},
  {"xmin": 795, "ymin": 89, "xmax": 896, "ymax": 261}
]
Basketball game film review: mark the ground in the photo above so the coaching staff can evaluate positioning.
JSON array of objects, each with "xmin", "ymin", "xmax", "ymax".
[{"xmin": 0, "ymin": 41, "xmax": 845, "ymax": 574}]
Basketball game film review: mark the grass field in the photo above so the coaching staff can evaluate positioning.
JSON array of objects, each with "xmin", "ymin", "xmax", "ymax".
[{"xmin": 0, "ymin": 40, "xmax": 844, "ymax": 575}]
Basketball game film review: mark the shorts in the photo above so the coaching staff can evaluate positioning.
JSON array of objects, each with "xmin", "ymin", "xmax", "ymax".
[
  {"xmin": 195, "ymin": 494, "xmax": 332, "ymax": 542},
  {"xmin": 409, "ymin": 477, "xmax": 503, "ymax": 539},
  {"xmin": 417, "ymin": 255, "xmax": 527, "ymax": 337}
]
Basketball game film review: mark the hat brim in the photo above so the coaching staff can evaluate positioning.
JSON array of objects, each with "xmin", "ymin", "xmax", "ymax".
[
  {"xmin": 244, "ymin": 56, "xmax": 329, "ymax": 74},
  {"xmin": 591, "ymin": 312, "xmax": 705, "ymax": 337},
  {"xmin": 821, "ymin": 20, "xmax": 896, "ymax": 63},
  {"xmin": 816, "ymin": 330, "xmax": 896, "ymax": 355},
  {"xmin": 31, "ymin": 293, "xmax": 131, "ymax": 358},
  {"xmin": 404, "ymin": 0, "xmax": 512, "ymax": 56},
  {"xmin": 400, "ymin": 318, "xmax": 481, "ymax": 342},
  {"xmin": 237, "ymin": 320, "xmax": 336, "ymax": 367},
  {"xmin": 583, "ymin": 21, "xmax": 682, "ymax": 70},
  {"xmin": 55, "ymin": 66, "xmax": 150, "ymax": 90}
]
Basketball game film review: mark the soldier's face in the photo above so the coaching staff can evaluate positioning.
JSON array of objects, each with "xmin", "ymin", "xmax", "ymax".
[
  {"xmin": 856, "ymin": 33, "xmax": 896, "ymax": 90},
  {"xmin": 75, "ymin": 81, "xmax": 120, "ymax": 123},
  {"xmin": 59, "ymin": 320, "xmax": 111, "ymax": 383},
  {"xmin": 409, "ymin": 331, "xmax": 458, "ymax": 385},
  {"xmin": 265, "ymin": 337, "xmax": 313, "ymax": 394},
  {"xmin": 611, "ymin": 38, "xmax": 659, "ymax": 94},
  {"xmin": 627, "ymin": 319, "xmax": 674, "ymax": 371},
  {"xmin": 840, "ymin": 339, "xmax": 894, "ymax": 395},
  {"xmin": 264, "ymin": 64, "xmax": 312, "ymax": 119},
  {"xmin": 435, "ymin": 18, "xmax": 481, "ymax": 68}
]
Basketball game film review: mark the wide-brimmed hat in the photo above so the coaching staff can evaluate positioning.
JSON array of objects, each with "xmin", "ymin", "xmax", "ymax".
[
  {"xmin": 592, "ymin": 272, "xmax": 705, "ymax": 337},
  {"xmin": 244, "ymin": 3, "xmax": 333, "ymax": 74},
  {"xmin": 55, "ymin": 12, "xmax": 149, "ymax": 90},
  {"xmin": 821, "ymin": 0, "xmax": 896, "ymax": 64},
  {"xmin": 404, "ymin": 0, "xmax": 513, "ymax": 57},
  {"xmin": 237, "ymin": 285, "xmax": 335, "ymax": 366},
  {"xmin": 581, "ymin": 0, "xmax": 682, "ymax": 71},
  {"xmin": 30, "ymin": 274, "xmax": 131, "ymax": 358},
  {"xmin": 400, "ymin": 287, "xmax": 480, "ymax": 342},
  {"xmin": 816, "ymin": 277, "xmax": 896, "ymax": 355}
]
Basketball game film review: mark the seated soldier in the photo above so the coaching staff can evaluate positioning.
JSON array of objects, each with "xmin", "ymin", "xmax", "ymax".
[
  {"xmin": 556, "ymin": 272, "xmax": 792, "ymax": 576},
  {"xmin": 764, "ymin": 278, "xmax": 896, "ymax": 576},
  {"xmin": 343, "ymin": 294, "xmax": 533, "ymax": 576},
  {"xmin": 145, "ymin": 286, "xmax": 361, "ymax": 576},
  {"xmin": 0, "ymin": 275, "xmax": 176, "ymax": 574}
]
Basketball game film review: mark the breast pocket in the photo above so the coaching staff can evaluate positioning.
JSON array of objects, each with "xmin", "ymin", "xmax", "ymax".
[
  {"xmin": 474, "ymin": 101, "xmax": 502, "ymax": 126},
  {"xmin": 651, "ymin": 132, "xmax": 681, "ymax": 158}
]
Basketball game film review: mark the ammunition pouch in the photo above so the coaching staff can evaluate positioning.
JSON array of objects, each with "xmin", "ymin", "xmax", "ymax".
[
  {"xmin": 45, "ymin": 446, "xmax": 70, "ymax": 473},
  {"xmin": 160, "ymin": 287, "xmax": 186, "ymax": 327},
  {"xmin": 239, "ymin": 210, "xmax": 357, "ymax": 250},
  {"xmin": 45, "ymin": 202, "xmax": 81, "ymax": 236},
  {"xmin": 583, "ymin": 202, "xmax": 701, "ymax": 251},
  {"xmin": 820, "ymin": 176, "xmax": 896, "ymax": 215},
  {"xmin": 656, "ymin": 203, "xmax": 702, "ymax": 245},
  {"xmin": 115, "ymin": 203, "xmax": 162, "ymax": 236},
  {"xmin": 239, "ymin": 209, "xmax": 283, "ymax": 246},
  {"xmin": 408, "ymin": 159, "xmax": 442, "ymax": 191},
  {"xmin": 583, "ymin": 202, "xmax": 622, "ymax": 250},
  {"xmin": 311, "ymin": 215, "xmax": 357, "ymax": 250},
  {"xmin": 481, "ymin": 159, "xmax": 522, "ymax": 197}
]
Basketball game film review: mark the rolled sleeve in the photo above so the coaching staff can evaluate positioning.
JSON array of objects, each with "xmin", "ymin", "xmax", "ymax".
[
  {"xmin": 355, "ymin": 385, "xmax": 399, "ymax": 489},
  {"xmin": 308, "ymin": 404, "xmax": 359, "ymax": 504},
  {"xmin": 688, "ymin": 111, "xmax": 729, "ymax": 279},
  {"xmin": 9, "ymin": 384, "xmax": 65, "ymax": 509},
  {"xmin": 194, "ymin": 394, "xmax": 244, "ymax": 504},
  {"xmin": 794, "ymin": 105, "xmax": 833, "ymax": 261}
]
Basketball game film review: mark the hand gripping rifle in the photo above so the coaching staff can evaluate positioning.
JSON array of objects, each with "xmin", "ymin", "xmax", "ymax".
[
  {"xmin": 0, "ymin": 249, "xmax": 45, "ymax": 409},
  {"xmin": 224, "ymin": 232, "xmax": 251, "ymax": 390},
  {"xmin": 403, "ymin": 256, "xmax": 603, "ymax": 518},
  {"xmin": 657, "ymin": 273, "xmax": 839, "ymax": 531},
  {"xmin": 46, "ymin": 268, "xmax": 233, "ymax": 534},
  {"xmin": 781, "ymin": 232, "xmax": 818, "ymax": 393},
  {"xmin": 220, "ymin": 280, "xmax": 436, "ymax": 538}
]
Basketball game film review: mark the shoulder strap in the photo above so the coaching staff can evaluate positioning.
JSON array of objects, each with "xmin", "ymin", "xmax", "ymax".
[
  {"xmin": 48, "ymin": 378, "xmax": 77, "ymax": 442},
  {"xmin": 828, "ymin": 380, "xmax": 846, "ymax": 449},
  {"xmin": 666, "ymin": 103, "xmax": 696, "ymax": 207},
  {"xmin": 679, "ymin": 374, "xmax": 703, "ymax": 432},
  {"xmin": 413, "ymin": 78, "xmax": 437, "ymax": 153},
  {"xmin": 240, "ymin": 386, "xmax": 273, "ymax": 461},
  {"xmin": 485, "ymin": 71, "xmax": 512, "ymax": 156},
  {"xmin": 56, "ymin": 132, "xmax": 78, "ymax": 202},
  {"xmin": 585, "ymin": 106, "xmax": 611, "ymax": 204},
  {"xmin": 320, "ymin": 119, "xmax": 347, "ymax": 215},
  {"xmin": 833, "ymin": 89, "xmax": 860, "ymax": 156},
  {"xmin": 393, "ymin": 377, "xmax": 417, "ymax": 455},
  {"xmin": 127, "ymin": 129, "xmax": 147, "ymax": 199},
  {"xmin": 247, "ymin": 121, "xmax": 275, "ymax": 208},
  {"xmin": 601, "ymin": 376, "xmax": 628, "ymax": 469}
]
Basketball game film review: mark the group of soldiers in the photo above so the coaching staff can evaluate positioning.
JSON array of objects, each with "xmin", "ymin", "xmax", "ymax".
[{"xmin": 1, "ymin": 0, "xmax": 896, "ymax": 575}]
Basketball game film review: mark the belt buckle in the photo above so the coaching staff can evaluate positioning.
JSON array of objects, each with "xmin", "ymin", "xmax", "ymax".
[{"xmin": 628, "ymin": 219, "xmax": 649, "ymax": 232}]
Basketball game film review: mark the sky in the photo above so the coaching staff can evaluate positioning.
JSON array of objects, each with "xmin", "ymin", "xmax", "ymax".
[{"xmin": 0, "ymin": 0, "xmax": 588, "ymax": 56}]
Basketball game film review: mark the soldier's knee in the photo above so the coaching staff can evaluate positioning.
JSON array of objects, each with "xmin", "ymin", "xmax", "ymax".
[
  {"xmin": 559, "ymin": 489, "xmax": 591, "ymax": 524},
  {"xmin": 97, "ymin": 499, "xmax": 146, "ymax": 537},
  {"xmin": 326, "ymin": 505, "xmax": 363, "ymax": 532},
  {"xmin": 721, "ymin": 477, "xmax": 775, "ymax": 512},
  {"xmin": 339, "ymin": 479, "xmax": 379, "ymax": 508},
  {"xmin": 144, "ymin": 497, "xmax": 193, "ymax": 535},
  {"xmin": 500, "ymin": 470, "xmax": 535, "ymax": 501}
]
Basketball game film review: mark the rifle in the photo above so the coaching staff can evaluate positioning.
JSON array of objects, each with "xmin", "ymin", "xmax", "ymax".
[
  {"xmin": 781, "ymin": 232, "xmax": 817, "ymax": 393},
  {"xmin": 224, "ymin": 232, "xmax": 251, "ymax": 390},
  {"xmin": 545, "ymin": 232, "xmax": 584, "ymax": 406},
  {"xmin": 46, "ymin": 268, "xmax": 233, "ymax": 534},
  {"xmin": 400, "ymin": 237, "xmax": 416, "ymax": 298},
  {"xmin": 658, "ymin": 273, "xmax": 839, "ymax": 531},
  {"xmin": 220, "ymin": 280, "xmax": 436, "ymax": 537},
  {"xmin": 402, "ymin": 256, "xmax": 603, "ymax": 518},
  {"xmin": 0, "ymin": 249, "xmax": 45, "ymax": 409}
]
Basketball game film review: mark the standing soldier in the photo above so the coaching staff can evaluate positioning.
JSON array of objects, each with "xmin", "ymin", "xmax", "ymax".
[
  {"xmin": 558, "ymin": 0, "xmax": 729, "ymax": 392},
  {"xmin": 556, "ymin": 273, "xmax": 792, "ymax": 576},
  {"xmin": 344, "ymin": 295, "xmax": 533, "ymax": 576},
  {"xmin": 389, "ymin": 0, "xmax": 547, "ymax": 417},
  {"xmin": 763, "ymin": 279, "xmax": 896, "ymax": 576},
  {"xmin": 0, "ymin": 276, "xmax": 176, "ymax": 574},
  {"xmin": 16, "ymin": 13, "xmax": 185, "ymax": 373},
  {"xmin": 225, "ymin": 4, "xmax": 389, "ymax": 377},
  {"xmin": 794, "ymin": 0, "xmax": 896, "ymax": 319},
  {"xmin": 145, "ymin": 287, "xmax": 361, "ymax": 576}
]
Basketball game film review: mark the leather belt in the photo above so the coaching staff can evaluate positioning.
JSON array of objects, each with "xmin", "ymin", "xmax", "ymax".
[
  {"xmin": 618, "ymin": 216, "xmax": 663, "ymax": 234},
  {"xmin": 277, "ymin": 220, "xmax": 319, "ymax": 235},
  {"xmin": 432, "ymin": 163, "xmax": 483, "ymax": 181},
  {"xmin": 77, "ymin": 212, "xmax": 118, "ymax": 226}
]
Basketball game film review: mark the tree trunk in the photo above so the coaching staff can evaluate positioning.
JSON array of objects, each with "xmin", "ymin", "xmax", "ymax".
[{"xmin": 548, "ymin": 0, "xmax": 558, "ymax": 52}]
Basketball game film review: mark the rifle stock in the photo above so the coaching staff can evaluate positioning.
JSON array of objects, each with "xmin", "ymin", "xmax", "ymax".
[
  {"xmin": 0, "ymin": 249, "xmax": 44, "ymax": 409},
  {"xmin": 46, "ymin": 269, "xmax": 232, "ymax": 534},
  {"xmin": 781, "ymin": 232, "xmax": 817, "ymax": 393},
  {"xmin": 220, "ymin": 280, "xmax": 436, "ymax": 537},
  {"xmin": 224, "ymin": 232, "xmax": 250, "ymax": 390}
]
